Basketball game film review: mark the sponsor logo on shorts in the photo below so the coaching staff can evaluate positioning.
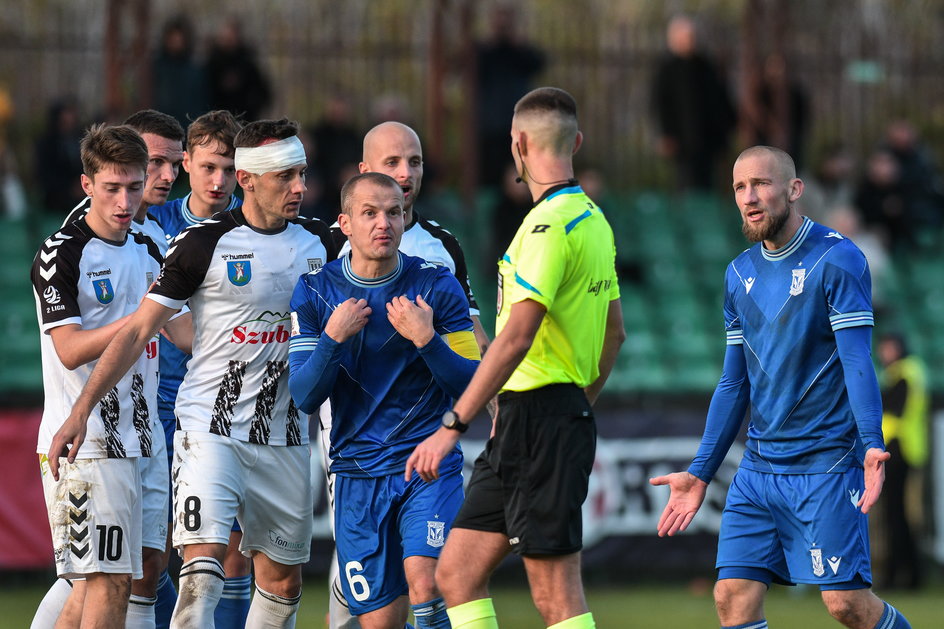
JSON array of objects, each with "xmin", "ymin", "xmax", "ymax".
[
  {"xmin": 426, "ymin": 520, "xmax": 445, "ymax": 548},
  {"xmin": 810, "ymin": 546, "xmax": 825, "ymax": 577},
  {"xmin": 508, "ymin": 536, "xmax": 520, "ymax": 546},
  {"xmin": 268, "ymin": 530, "xmax": 306, "ymax": 551}
]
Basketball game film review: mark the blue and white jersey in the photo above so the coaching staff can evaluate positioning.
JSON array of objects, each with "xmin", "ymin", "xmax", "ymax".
[
  {"xmin": 149, "ymin": 193, "xmax": 242, "ymax": 415},
  {"xmin": 289, "ymin": 252, "xmax": 472, "ymax": 477},
  {"xmin": 724, "ymin": 217, "xmax": 874, "ymax": 474}
]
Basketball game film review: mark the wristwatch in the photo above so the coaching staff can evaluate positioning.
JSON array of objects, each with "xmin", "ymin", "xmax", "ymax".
[{"xmin": 441, "ymin": 410, "xmax": 468, "ymax": 433}]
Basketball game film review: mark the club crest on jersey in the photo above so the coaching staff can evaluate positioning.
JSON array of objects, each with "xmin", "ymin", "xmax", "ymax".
[
  {"xmin": 426, "ymin": 520, "xmax": 445, "ymax": 548},
  {"xmin": 228, "ymin": 261, "xmax": 252, "ymax": 286},
  {"xmin": 93, "ymin": 278, "xmax": 114, "ymax": 304},
  {"xmin": 307, "ymin": 258, "xmax": 323, "ymax": 272},
  {"xmin": 789, "ymin": 267, "xmax": 806, "ymax": 296}
]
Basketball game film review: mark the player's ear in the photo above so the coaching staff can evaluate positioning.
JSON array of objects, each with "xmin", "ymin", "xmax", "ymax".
[
  {"xmin": 182, "ymin": 151, "xmax": 192, "ymax": 174},
  {"xmin": 788, "ymin": 178, "xmax": 804, "ymax": 202},
  {"xmin": 236, "ymin": 170, "xmax": 253, "ymax": 191},
  {"xmin": 572, "ymin": 130, "xmax": 583, "ymax": 155},
  {"xmin": 80, "ymin": 173, "xmax": 94, "ymax": 197},
  {"xmin": 338, "ymin": 212, "xmax": 352, "ymax": 236},
  {"xmin": 358, "ymin": 161, "xmax": 369, "ymax": 174}
]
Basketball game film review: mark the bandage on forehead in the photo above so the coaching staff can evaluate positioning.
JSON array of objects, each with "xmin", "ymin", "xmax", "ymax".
[{"xmin": 234, "ymin": 136, "xmax": 307, "ymax": 175}]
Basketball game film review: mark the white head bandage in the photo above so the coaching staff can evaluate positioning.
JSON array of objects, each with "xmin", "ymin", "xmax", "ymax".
[{"xmin": 234, "ymin": 136, "xmax": 306, "ymax": 175}]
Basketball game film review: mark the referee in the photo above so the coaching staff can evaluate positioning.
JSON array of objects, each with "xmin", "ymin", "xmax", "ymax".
[{"xmin": 406, "ymin": 87, "xmax": 625, "ymax": 629}]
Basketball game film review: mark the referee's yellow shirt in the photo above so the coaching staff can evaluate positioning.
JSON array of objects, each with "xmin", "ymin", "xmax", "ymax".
[{"xmin": 497, "ymin": 184, "xmax": 619, "ymax": 393}]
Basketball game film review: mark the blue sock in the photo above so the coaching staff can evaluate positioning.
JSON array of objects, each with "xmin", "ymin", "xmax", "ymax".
[
  {"xmin": 154, "ymin": 570, "xmax": 177, "ymax": 629},
  {"xmin": 214, "ymin": 574, "xmax": 252, "ymax": 628},
  {"xmin": 412, "ymin": 596, "xmax": 450, "ymax": 628},
  {"xmin": 721, "ymin": 622, "xmax": 768, "ymax": 629},
  {"xmin": 875, "ymin": 602, "xmax": 911, "ymax": 629}
]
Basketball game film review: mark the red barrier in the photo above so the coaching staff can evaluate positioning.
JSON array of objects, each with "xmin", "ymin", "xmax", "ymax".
[{"xmin": 0, "ymin": 408, "xmax": 52, "ymax": 569}]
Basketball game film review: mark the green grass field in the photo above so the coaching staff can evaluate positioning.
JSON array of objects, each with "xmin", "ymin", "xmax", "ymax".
[{"xmin": 2, "ymin": 578, "xmax": 940, "ymax": 627}]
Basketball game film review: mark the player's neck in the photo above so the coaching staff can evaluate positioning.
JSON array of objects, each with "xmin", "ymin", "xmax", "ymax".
[
  {"xmin": 241, "ymin": 201, "xmax": 287, "ymax": 232},
  {"xmin": 349, "ymin": 254, "xmax": 398, "ymax": 279},
  {"xmin": 526, "ymin": 163, "xmax": 575, "ymax": 203},
  {"xmin": 85, "ymin": 210, "xmax": 129, "ymax": 243},
  {"xmin": 134, "ymin": 203, "xmax": 149, "ymax": 222}
]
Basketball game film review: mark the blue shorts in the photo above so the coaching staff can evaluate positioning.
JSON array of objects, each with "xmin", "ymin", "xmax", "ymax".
[
  {"xmin": 716, "ymin": 467, "xmax": 872, "ymax": 589},
  {"xmin": 334, "ymin": 451, "xmax": 464, "ymax": 616}
]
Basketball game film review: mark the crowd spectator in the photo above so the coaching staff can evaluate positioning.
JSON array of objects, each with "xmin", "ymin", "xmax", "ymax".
[
  {"xmin": 152, "ymin": 15, "xmax": 207, "ymax": 130},
  {"xmin": 33, "ymin": 97, "xmax": 85, "ymax": 214},
  {"xmin": 205, "ymin": 17, "xmax": 272, "ymax": 121}
]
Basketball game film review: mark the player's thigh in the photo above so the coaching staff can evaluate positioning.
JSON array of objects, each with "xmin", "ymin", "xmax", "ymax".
[
  {"xmin": 239, "ymin": 443, "xmax": 313, "ymax": 565},
  {"xmin": 716, "ymin": 469, "xmax": 790, "ymax": 583},
  {"xmin": 171, "ymin": 431, "xmax": 245, "ymax": 549},
  {"xmin": 139, "ymin": 432, "xmax": 170, "ymax": 552},
  {"xmin": 399, "ymin": 451, "xmax": 464, "ymax": 559},
  {"xmin": 41, "ymin": 456, "xmax": 143, "ymax": 580},
  {"xmin": 773, "ymin": 468, "xmax": 872, "ymax": 587},
  {"xmin": 334, "ymin": 475, "xmax": 408, "ymax": 617}
]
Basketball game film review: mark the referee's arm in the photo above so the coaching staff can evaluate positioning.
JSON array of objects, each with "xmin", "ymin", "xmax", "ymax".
[{"xmin": 584, "ymin": 298, "xmax": 626, "ymax": 405}]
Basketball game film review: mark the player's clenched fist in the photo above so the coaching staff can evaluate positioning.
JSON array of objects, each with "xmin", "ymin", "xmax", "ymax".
[{"xmin": 325, "ymin": 298, "xmax": 372, "ymax": 343}]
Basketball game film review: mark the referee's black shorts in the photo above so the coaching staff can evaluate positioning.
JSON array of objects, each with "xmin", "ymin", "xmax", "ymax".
[{"xmin": 453, "ymin": 383, "xmax": 596, "ymax": 556}]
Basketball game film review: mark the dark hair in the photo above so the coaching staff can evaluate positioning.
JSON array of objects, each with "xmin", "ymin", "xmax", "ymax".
[
  {"xmin": 123, "ymin": 109, "xmax": 185, "ymax": 143},
  {"xmin": 234, "ymin": 118, "xmax": 300, "ymax": 148},
  {"xmin": 80, "ymin": 124, "xmax": 149, "ymax": 177},
  {"xmin": 514, "ymin": 87, "xmax": 578, "ymax": 120},
  {"xmin": 187, "ymin": 110, "xmax": 243, "ymax": 157},
  {"xmin": 340, "ymin": 172, "xmax": 402, "ymax": 215}
]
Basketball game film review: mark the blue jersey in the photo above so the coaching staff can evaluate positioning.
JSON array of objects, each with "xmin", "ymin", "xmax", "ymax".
[
  {"xmin": 724, "ymin": 217, "xmax": 874, "ymax": 474},
  {"xmin": 149, "ymin": 193, "xmax": 242, "ymax": 414},
  {"xmin": 289, "ymin": 252, "xmax": 472, "ymax": 477}
]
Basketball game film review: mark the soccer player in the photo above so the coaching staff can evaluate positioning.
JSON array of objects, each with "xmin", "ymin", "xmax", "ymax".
[
  {"xmin": 148, "ymin": 109, "xmax": 250, "ymax": 628},
  {"xmin": 288, "ymin": 172, "xmax": 481, "ymax": 629},
  {"xmin": 48, "ymin": 119, "xmax": 337, "ymax": 628},
  {"xmin": 325, "ymin": 120, "xmax": 489, "ymax": 629},
  {"xmin": 406, "ymin": 87, "xmax": 625, "ymax": 629},
  {"xmin": 34, "ymin": 110, "xmax": 186, "ymax": 629},
  {"xmin": 649, "ymin": 146, "xmax": 911, "ymax": 629},
  {"xmin": 31, "ymin": 124, "xmax": 187, "ymax": 627}
]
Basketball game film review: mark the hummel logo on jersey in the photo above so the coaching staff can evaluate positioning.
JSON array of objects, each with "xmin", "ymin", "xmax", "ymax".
[
  {"xmin": 744, "ymin": 277, "xmax": 755, "ymax": 294},
  {"xmin": 826, "ymin": 231, "xmax": 844, "ymax": 239},
  {"xmin": 531, "ymin": 224, "xmax": 551, "ymax": 233},
  {"xmin": 848, "ymin": 489, "xmax": 861, "ymax": 508},
  {"xmin": 827, "ymin": 556, "xmax": 842, "ymax": 575}
]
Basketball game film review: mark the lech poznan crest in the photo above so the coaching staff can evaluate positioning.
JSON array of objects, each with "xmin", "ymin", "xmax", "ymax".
[
  {"xmin": 426, "ymin": 520, "xmax": 445, "ymax": 548},
  {"xmin": 93, "ymin": 278, "xmax": 115, "ymax": 304},
  {"xmin": 228, "ymin": 260, "xmax": 252, "ymax": 286},
  {"xmin": 789, "ymin": 267, "xmax": 806, "ymax": 296},
  {"xmin": 810, "ymin": 547, "xmax": 825, "ymax": 577}
]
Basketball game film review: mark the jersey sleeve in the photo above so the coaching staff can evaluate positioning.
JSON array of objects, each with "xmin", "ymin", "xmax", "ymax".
[
  {"xmin": 147, "ymin": 225, "xmax": 213, "ymax": 309},
  {"xmin": 301, "ymin": 217, "xmax": 342, "ymax": 261},
  {"xmin": 723, "ymin": 263, "xmax": 743, "ymax": 346},
  {"xmin": 436, "ymin": 228, "xmax": 480, "ymax": 315},
  {"xmin": 506, "ymin": 216, "xmax": 568, "ymax": 310},
  {"xmin": 31, "ymin": 229, "xmax": 84, "ymax": 332},
  {"xmin": 425, "ymin": 268, "xmax": 475, "ymax": 334},
  {"xmin": 823, "ymin": 243, "xmax": 874, "ymax": 331},
  {"xmin": 289, "ymin": 273, "xmax": 326, "ymax": 349}
]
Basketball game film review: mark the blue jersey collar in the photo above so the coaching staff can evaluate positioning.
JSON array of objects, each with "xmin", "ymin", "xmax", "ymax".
[
  {"xmin": 762, "ymin": 216, "xmax": 812, "ymax": 261},
  {"xmin": 342, "ymin": 251, "xmax": 404, "ymax": 287}
]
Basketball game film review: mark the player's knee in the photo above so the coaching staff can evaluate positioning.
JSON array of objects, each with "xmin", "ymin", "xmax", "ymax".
[
  {"xmin": 407, "ymin": 569, "xmax": 439, "ymax": 602},
  {"xmin": 434, "ymin": 557, "xmax": 460, "ymax": 596},
  {"xmin": 255, "ymin": 567, "xmax": 302, "ymax": 599},
  {"xmin": 713, "ymin": 579, "xmax": 761, "ymax": 621},
  {"xmin": 137, "ymin": 548, "xmax": 164, "ymax": 593},
  {"xmin": 821, "ymin": 591, "xmax": 867, "ymax": 626}
]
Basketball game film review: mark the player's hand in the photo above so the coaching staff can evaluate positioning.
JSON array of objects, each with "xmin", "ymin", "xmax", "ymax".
[
  {"xmin": 325, "ymin": 298, "xmax": 372, "ymax": 343},
  {"xmin": 47, "ymin": 413, "xmax": 89, "ymax": 481},
  {"xmin": 648, "ymin": 471, "xmax": 708, "ymax": 537},
  {"xmin": 405, "ymin": 427, "xmax": 460, "ymax": 483},
  {"xmin": 386, "ymin": 295, "xmax": 434, "ymax": 347},
  {"xmin": 858, "ymin": 447, "xmax": 891, "ymax": 514}
]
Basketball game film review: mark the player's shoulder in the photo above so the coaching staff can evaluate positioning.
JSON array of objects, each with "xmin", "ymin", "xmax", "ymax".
[
  {"xmin": 129, "ymin": 230, "xmax": 166, "ymax": 263},
  {"xmin": 167, "ymin": 210, "xmax": 235, "ymax": 254},
  {"xmin": 60, "ymin": 197, "xmax": 92, "ymax": 227},
  {"xmin": 291, "ymin": 215, "xmax": 336, "ymax": 246},
  {"xmin": 810, "ymin": 222, "xmax": 868, "ymax": 266},
  {"xmin": 148, "ymin": 197, "xmax": 184, "ymax": 221}
]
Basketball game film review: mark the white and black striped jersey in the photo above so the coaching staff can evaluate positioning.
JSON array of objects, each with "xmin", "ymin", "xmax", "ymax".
[
  {"xmin": 63, "ymin": 196, "xmax": 169, "ymax": 256},
  {"xmin": 32, "ymin": 217, "xmax": 164, "ymax": 459},
  {"xmin": 148, "ymin": 207, "xmax": 337, "ymax": 446},
  {"xmin": 333, "ymin": 209, "xmax": 479, "ymax": 316}
]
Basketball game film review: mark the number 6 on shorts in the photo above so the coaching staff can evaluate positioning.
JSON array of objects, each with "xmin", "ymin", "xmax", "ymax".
[{"xmin": 345, "ymin": 561, "xmax": 371, "ymax": 602}]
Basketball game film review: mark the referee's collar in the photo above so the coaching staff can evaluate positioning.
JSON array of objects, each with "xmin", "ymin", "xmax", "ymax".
[{"xmin": 533, "ymin": 179, "xmax": 580, "ymax": 207}]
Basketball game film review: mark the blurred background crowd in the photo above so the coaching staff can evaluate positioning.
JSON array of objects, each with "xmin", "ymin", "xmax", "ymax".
[{"xmin": 1, "ymin": 0, "xmax": 943, "ymax": 590}]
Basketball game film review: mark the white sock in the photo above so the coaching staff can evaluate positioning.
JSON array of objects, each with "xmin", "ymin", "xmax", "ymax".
[
  {"xmin": 30, "ymin": 579, "xmax": 73, "ymax": 629},
  {"xmin": 170, "ymin": 557, "xmax": 225, "ymax": 629},
  {"xmin": 126, "ymin": 594, "xmax": 157, "ymax": 629},
  {"xmin": 246, "ymin": 583, "xmax": 301, "ymax": 628}
]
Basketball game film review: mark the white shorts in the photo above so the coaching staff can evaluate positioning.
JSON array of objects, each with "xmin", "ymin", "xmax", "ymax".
[
  {"xmin": 139, "ymin": 425, "xmax": 169, "ymax": 551},
  {"xmin": 172, "ymin": 431, "xmax": 313, "ymax": 565},
  {"xmin": 40, "ymin": 456, "xmax": 143, "ymax": 580}
]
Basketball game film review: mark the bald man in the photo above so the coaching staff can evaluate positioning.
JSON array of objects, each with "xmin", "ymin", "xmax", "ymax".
[
  {"xmin": 407, "ymin": 87, "xmax": 625, "ymax": 629},
  {"xmin": 650, "ymin": 146, "xmax": 912, "ymax": 629}
]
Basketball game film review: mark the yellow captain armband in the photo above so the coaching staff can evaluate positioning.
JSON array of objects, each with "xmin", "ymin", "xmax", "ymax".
[{"xmin": 444, "ymin": 330, "xmax": 481, "ymax": 361}]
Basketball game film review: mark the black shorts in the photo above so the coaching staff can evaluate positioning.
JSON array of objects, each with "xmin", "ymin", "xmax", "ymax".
[{"xmin": 453, "ymin": 383, "xmax": 596, "ymax": 556}]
